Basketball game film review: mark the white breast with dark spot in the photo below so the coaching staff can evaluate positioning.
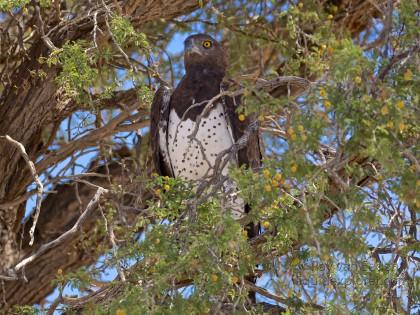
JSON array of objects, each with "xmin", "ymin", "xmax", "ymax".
[{"xmin": 159, "ymin": 102, "xmax": 245, "ymax": 219}]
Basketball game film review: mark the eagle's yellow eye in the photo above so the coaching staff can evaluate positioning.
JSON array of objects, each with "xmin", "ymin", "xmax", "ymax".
[{"xmin": 202, "ymin": 40, "xmax": 212, "ymax": 48}]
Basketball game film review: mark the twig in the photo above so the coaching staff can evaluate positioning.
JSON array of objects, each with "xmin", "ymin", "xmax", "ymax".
[
  {"xmin": 13, "ymin": 187, "xmax": 107, "ymax": 272},
  {"xmin": 0, "ymin": 135, "xmax": 44, "ymax": 246},
  {"xmin": 244, "ymin": 280, "xmax": 324, "ymax": 310}
]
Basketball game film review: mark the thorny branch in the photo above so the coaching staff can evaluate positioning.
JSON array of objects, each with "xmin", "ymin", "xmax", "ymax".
[{"xmin": 1, "ymin": 187, "xmax": 107, "ymax": 281}]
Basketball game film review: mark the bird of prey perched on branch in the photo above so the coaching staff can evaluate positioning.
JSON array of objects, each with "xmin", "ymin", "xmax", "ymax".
[{"xmin": 150, "ymin": 33, "xmax": 261, "ymax": 234}]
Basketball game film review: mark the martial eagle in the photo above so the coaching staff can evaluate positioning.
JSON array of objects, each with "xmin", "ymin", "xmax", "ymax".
[{"xmin": 150, "ymin": 34, "xmax": 261, "ymax": 232}]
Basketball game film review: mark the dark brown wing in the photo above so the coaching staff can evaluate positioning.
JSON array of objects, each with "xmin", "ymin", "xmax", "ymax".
[
  {"xmin": 150, "ymin": 84, "xmax": 174, "ymax": 177},
  {"xmin": 223, "ymin": 87, "xmax": 262, "ymax": 170},
  {"xmin": 223, "ymin": 84, "xmax": 262, "ymax": 240}
]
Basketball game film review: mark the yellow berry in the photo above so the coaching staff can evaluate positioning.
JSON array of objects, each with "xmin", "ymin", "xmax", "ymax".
[
  {"xmin": 291, "ymin": 164, "xmax": 298, "ymax": 173},
  {"xmin": 211, "ymin": 274, "xmax": 219, "ymax": 282},
  {"xmin": 403, "ymin": 69, "xmax": 413, "ymax": 81},
  {"xmin": 396, "ymin": 100, "xmax": 404, "ymax": 109},
  {"xmin": 238, "ymin": 114, "xmax": 246, "ymax": 121},
  {"xmin": 301, "ymin": 134, "xmax": 308, "ymax": 142},
  {"xmin": 327, "ymin": 47, "xmax": 334, "ymax": 55},
  {"xmin": 354, "ymin": 76, "xmax": 362, "ymax": 84},
  {"xmin": 263, "ymin": 169, "xmax": 271, "ymax": 178},
  {"xmin": 116, "ymin": 309, "xmax": 126, "ymax": 315},
  {"xmin": 154, "ymin": 238, "xmax": 160, "ymax": 245},
  {"xmin": 264, "ymin": 184, "xmax": 272, "ymax": 192},
  {"xmin": 324, "ymin": 100, "xmax": 332, "ymax": 109},
  {"xmin": 321, "ymin": 44, "xmax": 327, "ymax": 50},
  {"xmin": 327, "ymin": 14, "xmax": 333, "ymax": 20},
  {"xmin": 163, "ymin": 184, "xmax": 170, "ymax": 191},
  {"xmin": 287, "ymin": 127, "xmax": 295, "ymax": 135},
  {"xmin": 163, "ymin": 176, "xmax": 169, "ymax": 180},
  {"xmin": 262, "ymin": 221, "xmax": 270, "ymax": 229},
  {"xmin": 57, "ymin": 268, "xmax": 63, "ymax": 275},
  {"xmin": 381, "ymin": 105, "xmax": 389, "ymax": 115},
  {"xmin": 298, "ymin": 2, "xmax": 303, "ymax": 8}
]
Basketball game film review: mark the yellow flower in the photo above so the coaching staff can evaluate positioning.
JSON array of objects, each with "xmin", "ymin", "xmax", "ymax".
[
  {"xmin": 290, "ymin": 133, "xmax": 297, "ymax": 140},
  {"xmin": 155, "ymin": 188, "xmax": 161, "ymax": 196},
  {"xmin": 262, "ymin": 221, "xmax": 270, "ymax": 229},
  {"xmin": 271, "ymin": 179, "xmax": 279, "ymax": 187},
  {"xmin": 403, "ymin": 69, "xmax": 413, "ymax": 81},
  {"xmin": 116, "ymin": 309, "xmax": 126, "ymax": 315},
  {"xmin": 386, "ymin": 121, "xmax": 394, "ymax": 129},
  {"xmin": 263, "ymin": 169, "xmax": 271, "ymax": 178},
  {"xmin": 211, "ymin": 274, "xmax": 219, "ymax": 282},
  {"xmin": 163, "ymin": 176, "xmax": 169, "ymax": 180},
  {"xmin": 297, "ymin": 125, "xmax": 305, "ymax": 132},
  {"xmin": 324, "ymin": 100, "xmax": 332, "ymax": 109},
  {"xmin": 398, "ymin": 123, "xmax": 407, "ymax": 132},
  {"xmin": 380, "ymin": 105, "xmax": 389, "ymax": 115},
  {"xmin": 274, "ymin": 173, "xmax": 282, "ymax": 181},
  {"xmin": 396, "ymin": 100, "xmax": 405, "ymax": 109},
  {"xmin": 354, "ymin": 76, "xmax": 362, "ymax": 84},
  {"xmin": 287, "ymin": 127, "xmax": 295, "ymax": 135},
  {"xmin": 163, "ymin": 184, "xmax": 170, "ymax": 191},
  {"xmin": 290, "ymin": 257, "xmax": 300, "ymax": 266},
  {"xmin": 238, "ymin": 114, "xmax": 246, "ymax": 121},
  {"xmin": 291, "ymin": 164, "xmax": 298, "ymax": 173},
  {"xmin": 264, "ymin": 184, "xmax": 272, "ymax": 192},
  {"xmin": 319, "ymin": 88, "xmax": 327, "ymax": 98}
]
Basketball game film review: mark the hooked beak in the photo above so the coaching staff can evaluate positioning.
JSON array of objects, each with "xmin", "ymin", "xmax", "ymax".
[{"xmin": 185, "ymin": 40, "xmax": 202, "ymax": 56}]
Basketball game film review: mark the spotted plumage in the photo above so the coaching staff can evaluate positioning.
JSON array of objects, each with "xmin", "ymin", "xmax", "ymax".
[{"xmin": 150, "ymin": 33, "xmax": 261, "ymax": 221}]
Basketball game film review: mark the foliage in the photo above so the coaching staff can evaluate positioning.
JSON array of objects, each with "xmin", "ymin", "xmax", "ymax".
[{"xmin": 0, "ymin": 0, "xmax": 418, "ymax": 314}]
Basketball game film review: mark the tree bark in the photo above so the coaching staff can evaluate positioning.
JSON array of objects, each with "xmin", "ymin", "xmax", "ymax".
[{"xmin": 0, "ymin": 0, "xmax": 204, "ymax": 277}]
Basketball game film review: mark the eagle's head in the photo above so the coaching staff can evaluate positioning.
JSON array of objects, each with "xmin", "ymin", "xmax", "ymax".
[{"xmin": 184, "ymin": 34, "xmax": 226, "ymax": 77}]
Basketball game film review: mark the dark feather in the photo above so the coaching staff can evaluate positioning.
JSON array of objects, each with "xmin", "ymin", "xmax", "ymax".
[{"xmin": 150, "ymin": 84, "xmax": 173, "ymax": 176}]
